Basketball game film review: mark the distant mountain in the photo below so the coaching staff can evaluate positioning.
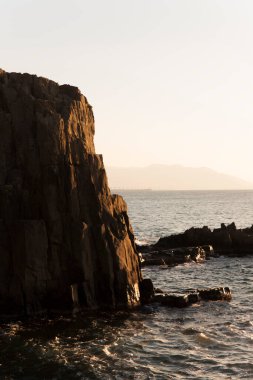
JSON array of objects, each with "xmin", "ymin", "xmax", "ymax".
[{"xmin": 106, "ymin": 164, "xmax": 253, "ymax": 190}]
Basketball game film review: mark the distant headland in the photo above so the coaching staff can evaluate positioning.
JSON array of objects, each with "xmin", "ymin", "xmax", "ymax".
[{"xmin": 107, "ymin": 164, "xmax": 253, "ymax": 191}]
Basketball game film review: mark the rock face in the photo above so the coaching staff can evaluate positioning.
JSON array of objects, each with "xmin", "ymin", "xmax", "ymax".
[{"xmin": 0, "ymin": 69, "xmax": 141, "ymax": 317}]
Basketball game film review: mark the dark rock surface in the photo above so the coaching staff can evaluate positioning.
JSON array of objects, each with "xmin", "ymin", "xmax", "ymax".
[
  {"xmin": 0, "ymin": 69, "xmax": 142, "ymax": 318},
  {"xmin": 139, "ymin": 278, "xmax": 154, "ymax": 304},
  {"xmin": 155, "ymin": 222, "xmax": 253, "ymax": 255},
  {"xmin": 198, "ymin": 287, "xmax": 231, "ymax": 301},
  {"xmin": 152, "ymin": 287, "xmax": 231, "ymax": 308},
  {"xmin": 138, "ymin": 223, "xmax": 253, "ymax": 261},
  {"xmin": 140, "ymin": 245, "xmax": 215, "ymax": 267}
]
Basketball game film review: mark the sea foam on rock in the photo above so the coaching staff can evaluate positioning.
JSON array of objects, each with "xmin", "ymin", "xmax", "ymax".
[{"xmin": 0, "ymin": 69, "xmax": 142, "ymax": 318}]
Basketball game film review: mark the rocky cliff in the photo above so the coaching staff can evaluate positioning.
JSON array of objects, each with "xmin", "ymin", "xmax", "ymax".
[{"xmin": 0, "ymin": 69, "xmax": 141, "ymax": 318}]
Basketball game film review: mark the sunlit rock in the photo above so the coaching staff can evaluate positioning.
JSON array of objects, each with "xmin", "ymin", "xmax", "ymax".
[{"xmin": 0, "ymin": 70, "xmax": 142, "ymax": 317}]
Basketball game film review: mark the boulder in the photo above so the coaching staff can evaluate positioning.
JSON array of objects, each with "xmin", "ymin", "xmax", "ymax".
[
  {"xmin": 151, "ymin": 287, "xmax": 231, "ymax": 308},
  {"xmin": 139, "ymin": 278, "xmax": 154, "ymax": 304},
  {"xmin": 160, "ymin": 294, "xmax": 189, "ymax": 308},
  {"xmin": 141, "ymin": 245, "xmax": 212, "ymax": 267},
  {"xmin": 198, "ymin": 287, "xmax": 232, "ymax": 301},
  {"xmin": 153, "ymin": 292, "xmax": 200, "ymax": 307}
]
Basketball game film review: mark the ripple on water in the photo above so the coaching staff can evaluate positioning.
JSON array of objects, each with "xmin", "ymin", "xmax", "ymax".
[{"xmin": 1, "ymin": 257, "xmax": 253, "ymax": 379}]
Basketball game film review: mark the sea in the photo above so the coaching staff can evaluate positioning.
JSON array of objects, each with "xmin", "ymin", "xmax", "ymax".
[{"xmin": 1, "ymin": 190, "xmax": 253, "ymax": 380}]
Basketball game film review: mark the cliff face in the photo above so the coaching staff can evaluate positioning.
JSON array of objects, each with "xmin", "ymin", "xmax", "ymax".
[{"xmin": 0, "ymin": 69, "xmax": 141, "ymax": 317}]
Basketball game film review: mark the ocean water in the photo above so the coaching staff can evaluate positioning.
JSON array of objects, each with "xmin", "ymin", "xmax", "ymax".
[
  {"xmin": 119, "ymin": 190, "xmax": 253, "ymax": 244},
  {"xmin": 1, "ymin": 190, "xmax": 253, "ymax": 380}
]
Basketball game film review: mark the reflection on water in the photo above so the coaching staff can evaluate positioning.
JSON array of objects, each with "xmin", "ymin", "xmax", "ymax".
[{"xmin": 1, "ymin": 256, "xmax": 253, "ymax": 379}]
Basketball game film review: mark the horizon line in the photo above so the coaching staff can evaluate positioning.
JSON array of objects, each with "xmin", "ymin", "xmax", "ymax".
[{"xmin": 111, "ymin": 188, "xmax": 253, "ymax": 192}]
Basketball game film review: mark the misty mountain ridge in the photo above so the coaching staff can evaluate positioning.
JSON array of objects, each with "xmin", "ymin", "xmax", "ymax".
[{"xmin": 106, "ymin": 164, "xmax": 253, "ymax": 190}]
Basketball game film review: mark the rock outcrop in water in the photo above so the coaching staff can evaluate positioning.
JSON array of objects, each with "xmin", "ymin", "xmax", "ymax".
[
  {"xmin": 140, "ymin": 284, "xmax": 232, "ymax": 308},
  {"xmin": 140, "ymin": 245, "xmax": 215, "ymax": 267},
  {"xmin": 138, "ymin": 222, "xmax": 253, "ymax": 260},
  {"xmin": 154, "ymin": 222, "xmax": 253, "ymax": 255},
  {"xmin": 0, "ymin": 69, "xmax": 142, "ymax": 318},
  {"xmin": 152, "ymin": 287, "xmax": 232, "ymax": 308}
]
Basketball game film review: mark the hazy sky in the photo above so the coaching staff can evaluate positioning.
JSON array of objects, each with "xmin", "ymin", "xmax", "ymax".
[{"xmin": 1, "ymin": 0, "xmax": 253, "ymax": 182}]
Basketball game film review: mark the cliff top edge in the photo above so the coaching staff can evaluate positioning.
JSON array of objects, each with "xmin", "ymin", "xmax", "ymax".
[{"xmin": 0, "ymin": 68, "xmax": 85, "ymax": 102}]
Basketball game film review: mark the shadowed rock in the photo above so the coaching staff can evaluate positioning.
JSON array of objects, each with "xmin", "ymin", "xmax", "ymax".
[
  {"xmin": 152, "ymin": 287, "xmax": 231, "ymax": 308},
  {"xmin": 0, "ymin": 69, "xmax": 142, "ymax": 318},
  {"xmin": 138, "ymin": 223, "xmax": 253, "ymax": 262},
  {"xmin": 139, "ymin": 278, "xmax": 154, "ymax": 304},
  {"xmin": 198, "ymin": 287, "xmax": 232, "ymax": 301},
  {"xmin": 160, "ymin": 294, "xmax": 189, "ymax": 308},
  {"xmin": 140, "ymin": 245, "xmax": 211, "ymax": 267},
  {"xmin": 153, "ymin": 223, "xmax": 253, "ymax": 255}
]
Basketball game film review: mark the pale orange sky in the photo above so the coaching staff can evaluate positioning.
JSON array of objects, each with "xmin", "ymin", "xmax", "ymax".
[{"xmin": 1, "ymin": 0, "xmax": 253, "ymax": 182}]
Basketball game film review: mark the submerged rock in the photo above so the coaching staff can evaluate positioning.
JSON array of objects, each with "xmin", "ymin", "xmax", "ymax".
[{"xmin": 0, "ymin": 69, "xmax": 142, "ymax": 318}]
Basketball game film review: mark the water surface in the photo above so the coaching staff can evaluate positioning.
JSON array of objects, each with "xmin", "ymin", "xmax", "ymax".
[
  {"xmin": 118, "ymin": 190, "xmax": 253, "ymax": 244},
  {"xmin": 1, "ymin": 190, "xmax": 253, "ymax": 379}
]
